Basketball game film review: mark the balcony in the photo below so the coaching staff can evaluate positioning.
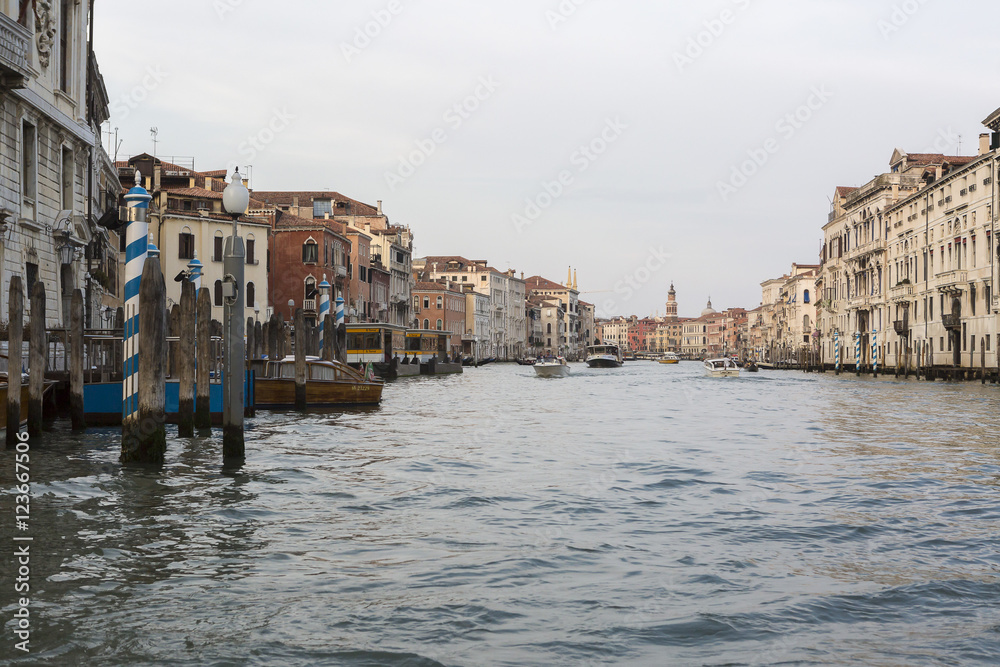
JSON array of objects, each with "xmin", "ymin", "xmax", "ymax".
[
  {"xmin": 335, "ymin": 265, "xmax": 347, "ymax": 278},
  {"xmin": 893, "ymin": 320, "xmax": 907, "ymax": 335},
  {"xmin": 846, "ymin": 295, "xmax": 872, "ymax": 310},
  {"xmin": 0, "ymin": 14, "xmax": 31, "ymax": 89},
  {"xmin": 942, "ymin": 313, "xmax": 960, "ymax": 330},
  {"xmin": 303, "ymin": 299, "xmax": 316, "ymax": 312},
  {"xmin": 888, "ymin": 283, "xmax": 913, "ymax": 302},
  {"xmin": 936, "ymin": 270, "xmax": 967, "ymax": 292}
]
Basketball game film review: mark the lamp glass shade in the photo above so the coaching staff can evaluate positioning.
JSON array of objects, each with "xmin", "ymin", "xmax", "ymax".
[{"xmin": 222, "ymin": 170, "xmax": 250, "ymax": 216}]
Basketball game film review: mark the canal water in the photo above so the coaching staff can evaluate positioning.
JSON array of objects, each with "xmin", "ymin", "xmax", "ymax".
[{"xmin": 2, "ymin": 362, "xmax": 1000, "ymax": 665}]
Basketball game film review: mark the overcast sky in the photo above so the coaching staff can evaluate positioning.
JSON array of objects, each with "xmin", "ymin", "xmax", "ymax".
[{"xmin": 94, "ymin": 0, "xmax": 999, "ymax": 318}]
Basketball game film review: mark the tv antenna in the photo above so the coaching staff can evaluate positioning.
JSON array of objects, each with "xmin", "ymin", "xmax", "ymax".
[{"xmin": 150, "ymin": 127, "xmax": 159, "ymax": 156}]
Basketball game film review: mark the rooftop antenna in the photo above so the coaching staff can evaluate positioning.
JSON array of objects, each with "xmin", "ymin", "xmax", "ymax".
[
  {"xmin": 150, "ymin": 127, "xmax": 158, "ymax": 156},
  {"xmin": 957, "ymin": 134, "xmax": 962, "ymax": 154},
  {"xmin": 113, "ymin": 127, "xmax": 122, "ymax": 163}
]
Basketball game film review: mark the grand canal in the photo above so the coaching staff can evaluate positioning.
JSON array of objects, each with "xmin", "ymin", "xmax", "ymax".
[{"xmin": 2, "ymin": 362, "xmax": 1000, "ymax": 665}]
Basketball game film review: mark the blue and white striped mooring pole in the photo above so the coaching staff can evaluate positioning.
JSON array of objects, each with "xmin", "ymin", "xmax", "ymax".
[
  {"xmin": 318, "ymin": 275, "xmax": 331, "ymax": 353},
  {"xmin": 834, "ymin": 331, "xmax": 840, "ymax": 372},
  {"xmin": 336, "ymin": 295, "xmax": 345, "ymax": 326},
  {"xmin": 855, "ymin": 332, "xmax": 861, "ymax": 373},
  {"xmin": 871, "ymin": 328, "xmax": 878, "ymax": 375},
  {"xmin": 122, "ymin": 170, "xmax": 150, "ymax": 427}
]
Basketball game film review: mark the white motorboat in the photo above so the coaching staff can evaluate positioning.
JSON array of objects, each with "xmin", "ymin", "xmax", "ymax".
[
  {"xmin": 534, "ymin": 356, "xmax": 571, "ymax": 378},
  {"xmin": 704, "ymin": 358, "xmax": 740, "ymax": 377},
  {"xmin": 585, "ymin": 343, "xmax": 623, "ymax": 368}
]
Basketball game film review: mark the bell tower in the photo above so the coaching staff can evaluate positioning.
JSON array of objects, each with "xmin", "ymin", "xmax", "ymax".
[{"xmin": 665, "ymin": 283, "xmax": 678, "ymax": 322}]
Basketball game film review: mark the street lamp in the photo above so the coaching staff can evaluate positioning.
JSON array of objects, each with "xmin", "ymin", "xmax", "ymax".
[{"xmin": 221, "ymin": 169, "xmax": 249, "ymax": 460}]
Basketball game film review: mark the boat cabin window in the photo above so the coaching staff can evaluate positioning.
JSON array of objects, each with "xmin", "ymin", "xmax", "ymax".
[
  {"xmin": 347, "ymin": 331, "xmax": 381, "ymax": 351},
  {"xmin": 309, "ymin": 364, "xmax": 337, "ymax": 381},
  {"xmin": 280, "ymin": 364, "xmax": 296, "ymax": 379}
]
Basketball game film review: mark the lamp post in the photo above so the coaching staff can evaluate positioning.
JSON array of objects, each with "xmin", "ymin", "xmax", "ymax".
[{"xmin": 221, "ymin": 169, "xmax": 249, "ymax": 460}]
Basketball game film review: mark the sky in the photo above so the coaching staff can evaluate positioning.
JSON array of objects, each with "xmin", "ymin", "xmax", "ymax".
[{"xmin": 93, "ymin": 0, "xmax": 1000, "ymax": 319}]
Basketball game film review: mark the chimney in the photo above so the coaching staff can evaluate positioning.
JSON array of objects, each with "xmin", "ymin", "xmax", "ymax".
[
  {"xmin": 324, "ymin": 213, "xmax": 329, "ymax": 220},
  {"xmin": 980, "ymin": 133, "xmax": 991, "ymax": 156},
  {"xmin": 377, "ymin": 200, "xmax": 383, "ymax": 215},
  {"xmin": 292, "ymin": 196, "xmax": 299, "ymax": 209}
]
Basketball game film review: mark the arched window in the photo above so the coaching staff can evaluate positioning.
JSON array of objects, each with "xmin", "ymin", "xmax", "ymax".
[
  {"xmin": 436, "ymin": 296, "xmax": 443, "ymax": 308},
  {"xmin": 803, "ymin": 289, "xmax": 810, "ymax": 304},
  {"xmin": 302, "ymin": 238, "xmax": 318, "ymax": 263},
  {"xmin": 179, "ymin": 228, "xmax": 195, "ymax": 260},
  {"xmin": 213, "ymin": 230, "xmax": 224, "ymax": 262},
  {"xmin": 214, "ymin": 280, "xmax": 223, "ymax": 306},
  {"xmin": 423, "ymin": 319, "xmax": 429, "ymax": 329},
  {"xmin": 305, "ymin": 277, "xmax": 317, "ymax": 301},
  {"xmin": 436, "ymin": 319, "xmax": 443, "ymax": 330},
  {"xmin": 246, "ymin": 281, "xmax": 255, "ymax": 308},
  {"xmin": 547, "ymin": 323, "xmax": 552, "ymax": 333}
]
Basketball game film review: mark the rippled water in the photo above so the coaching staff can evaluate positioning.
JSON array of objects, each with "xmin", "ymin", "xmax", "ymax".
[{"xmin": 2, "ymin": 362, "xmax": 1000, "ymax": 665}]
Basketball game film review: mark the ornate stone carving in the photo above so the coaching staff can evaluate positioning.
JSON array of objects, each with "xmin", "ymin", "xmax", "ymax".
[{"xmin": 33, "ymin": 0, "xmax": 54, "ymax": 69}]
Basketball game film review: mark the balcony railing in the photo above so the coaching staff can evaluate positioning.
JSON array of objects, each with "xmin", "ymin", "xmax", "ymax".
[
  {"xmin": 889, "ymin": 283, "xmax": 913, "ymax": 301},
  {"xmin": 0, "ymin": 14, "xmax": 31, "ymax": 89},
  {"xmin": 936, "ymin": 270, "xmax": 967, "ymax": 291},
  {"xmin": 942, "ymin": 313, "xmax": 960, "ymax": 330},
  {"xmin": 303, "ymin": 299, "xmax": 316, "ymax": 312},
  {"xmin": 893, "ymin": 320, "xmax": 907, "ymax": 335}
]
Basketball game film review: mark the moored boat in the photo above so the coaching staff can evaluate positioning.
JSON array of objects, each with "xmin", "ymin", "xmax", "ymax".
[
  {"xmin": 253, "ymin": 356, "xmax": 383, "ymax": 408},
  {"xmin": 658, "ymin": 353, "xmax": 680, "ymax": 364},
  {"xmin": 533, "ymin": 356, "xmax": 570, "ymax": 378},
  {"xmin": 0, "ymin": 375, "xmax": 30, "ymax": 430},
  {"xmin": 346, "ymin": 323, "xmax": 417, "ymax": 378},
  {"xmin": 704, "ymin": 358, "xmax": 740, "ymax": 378},
  {"xmin": 586, "ymin": 343, "xmax": 623, "ymax": 368}
]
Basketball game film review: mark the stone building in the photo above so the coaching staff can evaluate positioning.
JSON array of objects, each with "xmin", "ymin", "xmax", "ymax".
[
  {"xmin": 412, "ymin": 279, "xmax": 466, "ymax": 357},
  {"xmin": 1, "ymin": 3, "xmax": 121, "ymax": 329}
]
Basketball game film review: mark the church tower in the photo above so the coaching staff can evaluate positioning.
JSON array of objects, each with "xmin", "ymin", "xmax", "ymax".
[{"xmin": 665, "ymin": 283, "xmax": 678, "ymax": 322}]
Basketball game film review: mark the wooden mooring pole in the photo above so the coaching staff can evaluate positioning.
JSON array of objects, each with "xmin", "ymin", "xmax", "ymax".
[
  {"xmin": 28, "ymin": 281, "xmax": 45, "ymax": 437},
  {"xmin": 323, "ymin": 314, "xmax": 334, "ymax": 362},
  {"xmin": 121, "ymin": 258, "xmax": 167, "ymax": 463},
  {"xmin": 177, "ymin": 281, "xmax": 196, "ymax": 437},
  {"xmin": 70, "ymin": 289, "xmax": 85, "ymax": 430},
  {"xmin": 6, "ymin": 276, "xmax": 22, "ymax": 447},
  {"xmin": 195, "ymin": 287, "xmax": 212, "ymax": 430},
  {"xmin": 295, "ymin": 308, "xmax": 307, "ymax": 410}
]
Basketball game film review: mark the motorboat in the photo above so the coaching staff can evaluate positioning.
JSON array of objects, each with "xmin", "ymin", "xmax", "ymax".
[
  {"xmin": 533, "ymin": 356, "xmax": 570, "ymax": 378},
  {"xmin": 704, "ymin": 358, "xmax": 740, "ymax": 377},
  {"xmin": 253, "ymin": 356, "xmax": 383, "ymax": 408},
  {"xmin": 586, "ymin": 343, "xmax": 623, "ymax": 368},
  {"xmin": 658, "ymin": 353, "xmax": 679, "ymax": 364}
]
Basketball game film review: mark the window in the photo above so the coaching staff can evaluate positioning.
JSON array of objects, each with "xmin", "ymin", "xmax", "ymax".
[
  {"xmin": 436, "ymin": 296, "xmax": 443, "ymax": 308},
  {"xmin": 60, "ymin": 0, "xmax": 71, "ymax": 93},
  {"xmin": 61, "ymin": 146, "xmax": 73, "ymax": 210},
  {"xmin": 423, "ymin": 297, "xmax": 429, "ymax": 309},
  {"xmin": 182, "ymin": 200, "xmax": 192, "ymax": 211},
  {"xmin": 305, "ymin": 278, "xmax": 317, "ymax": 300},
  {"xmin": 313, "ymin": 199, "xmax": 332, "ymax": 218},
  {"xmin": 246, "ymin": 238, "xmax": 255, "ymax": 264},
  {"xmin": 213, "ymin": 235, "xmax": 223, "ymax": 262},
  {"xmin": 214, "ymin": 280, "xmax": 223, "ymax": 306},
  {"xmin": 436, "ymin": 319, "xmax": 443, "ymax": 330},
  {"xmin": 25, "ymin": 263, "xmax": 38, "ymax": 297},
  {"xmin": 302, "ymin": 240, "xmax": 318, "ymax": 263},
  {"xmin": 246, "ymin": 281, "xmax": 255, "ymax": 308},
  {"xmin": 803, "ymin": 289, "xmax": 810, "ymax": 304},
  {"xmin": 359, "ymin": 266, "xmax": 366, "ymax": 282},
  {"xmin": 547, "ymin": 323, "xmax": 552, "ymax": 333},
  {"xmin": 179, "ymin": 232, "xmax": 195, "ymax": 260},
  {"xmin": 423, "ymin": 319, "xmax": 429, "ymax": 329},
  {"xmin": 21, "ymin": 121, "xmax": 36, "ymax": 214},
  {"xmin": 971, "ymin": 284, "xmax": 977, "ymax": 316}
]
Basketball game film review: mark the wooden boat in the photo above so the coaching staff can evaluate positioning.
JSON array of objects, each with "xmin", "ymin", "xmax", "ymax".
[
  {"xmin": 0, "ymin": 376, "xmax": 29, "ymax": 429},
  {"xmin": 254, "ymin": 357, "xmax": 383, "ymax": 408},
  {"xmin": 516, "ymin": 358, "xmax": 537, "ymax": 366},
  {"xmin": 533, "ymin": 356, "xmax": 570, "ymax": 378},
  {"xmin": 745, "ymin": 361, "xmax": 759, "ymax": 372},
  {"xmin": 704, "ymin": 358, "xmax": 740, "ymax": 377},
  {"xmin": 658, "ymin": 353, "xmax": 680, "ymax": 364},
  {"xmin": 586, "ymin": 343, "xmax": 623, "ymax": 368}
]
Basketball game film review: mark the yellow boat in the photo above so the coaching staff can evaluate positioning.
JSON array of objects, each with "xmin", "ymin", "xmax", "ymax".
[{"xmin": 658, "ymin": 353, "xmax": 680, "ymax": 364}]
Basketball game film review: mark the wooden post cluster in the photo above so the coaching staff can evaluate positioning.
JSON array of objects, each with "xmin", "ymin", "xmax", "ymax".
[{"xmin": 5, "ymin": 276, "xmax": 22, "ymax": 447}]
